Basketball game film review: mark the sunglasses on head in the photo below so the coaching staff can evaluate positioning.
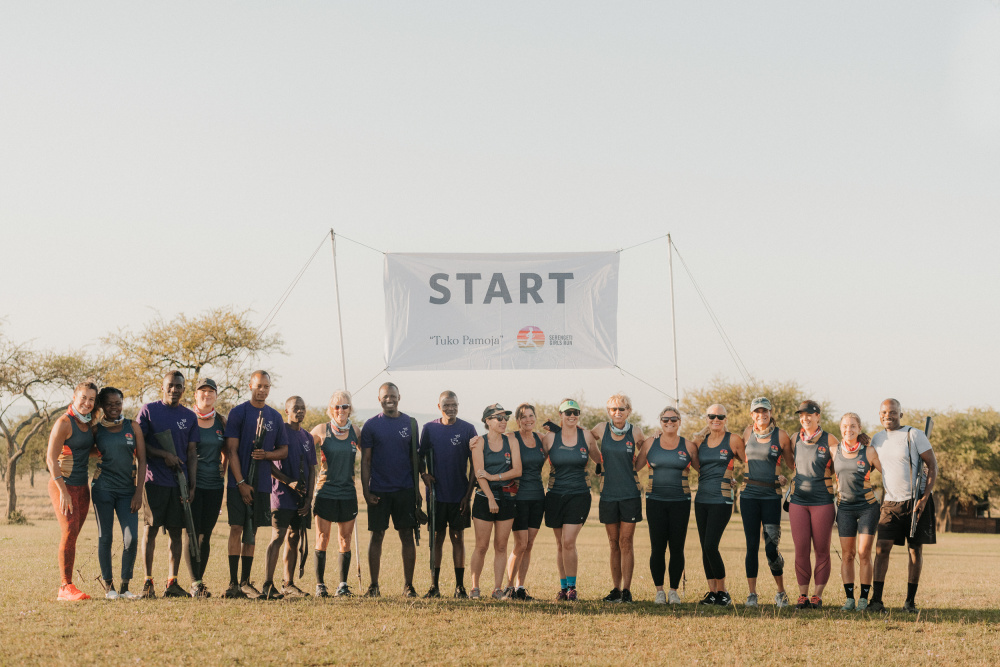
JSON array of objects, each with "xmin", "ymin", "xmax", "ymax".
[
  {"xmin": 660, "ymin": 417, "xmax": 679, "ymax": 423},
  {"xmin": 707, "ymin": 414, "xmax": 726, "ymax": 420},
  {"xmin": 562, "ymin": 409, "xmax": 581, "ymax": 417}
]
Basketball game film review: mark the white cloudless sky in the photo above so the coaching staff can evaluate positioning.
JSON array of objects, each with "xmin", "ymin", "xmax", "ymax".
[{"xmin": 2, "ymin": 2, "xmax": 998, "ymax": 427}]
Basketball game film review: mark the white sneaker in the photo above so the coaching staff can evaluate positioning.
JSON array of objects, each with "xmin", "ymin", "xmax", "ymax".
[
  {"xmin": 105, "ymin": 589, "xmax": 120, "ymax": 600},
  {"xmin": 775, "ymin": 592, "xmax": 790, "ymax": 608},
  {"xmin": 654, "ymin": 590, "xmax": 667, "ymax": 604},
  {"xmin": 667, "ymin": 590, "xmax": 682, "ymax": 604},
  {"xmin": 120, "ymin": 590, "xmax": 138, "ymax": 600},
  {"xmin": 745, "ymin": 593, "xmax": 758, "ymax": 607}
]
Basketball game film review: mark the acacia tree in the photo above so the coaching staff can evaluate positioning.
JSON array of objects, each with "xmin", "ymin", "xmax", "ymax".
[
  {"xmin": 102, "ymin": 307, "xmax": 283, "ymax": 410},
  {"xmin": 0, "ymin": 332, "xmax": 104, "ymax": 521}
]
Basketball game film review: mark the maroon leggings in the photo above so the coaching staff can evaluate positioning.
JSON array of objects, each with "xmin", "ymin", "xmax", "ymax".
[
  {"xmin": 49, "ymin": 480, "xmax": 90, "ymax": 585},
  {"xmin": 788, "ymin": 503, "xmax": 835, "ymax": 588}
]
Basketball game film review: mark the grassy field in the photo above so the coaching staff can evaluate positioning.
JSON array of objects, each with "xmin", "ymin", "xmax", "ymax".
[{"xmin": 3, "ymin": 480, "xmax": 1000, "ymax": 665}]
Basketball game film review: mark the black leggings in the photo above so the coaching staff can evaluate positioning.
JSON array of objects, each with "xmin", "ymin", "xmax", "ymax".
[
  {"xmin": 191, "ymin": 487, "xmax": 224, "ymax": 579},
  {"xmin": 647, "ymin": 498, "xmax": 690, "ymax": 589},
  {"xmin": 740, "ymin": 496, "xmax": 783, "ymax": 578},
  {"xmin": 694, "ymin": 502, "xmax": 731, "ymax": 580}
]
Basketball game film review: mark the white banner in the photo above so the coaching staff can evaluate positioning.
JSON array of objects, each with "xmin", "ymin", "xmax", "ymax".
[{"xmin": 384, "ymin": 252, "xmax": 619, "ymax": 370}]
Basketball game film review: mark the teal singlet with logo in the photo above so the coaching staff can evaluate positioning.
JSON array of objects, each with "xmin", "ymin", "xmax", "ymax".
[
  {"xmin": 57, "ymin": 417, "xmax": 94, "ymax": 486},
  {"xmin": 514, "ymin": 432, "xmax": 545, "ymax": 501},
  {"xmin": 599, "ymin": 423, "xmax": 640, "ymax": 502},
  {"xmin": 833, "ymin": 444, "xmax": 878, "ymax": 510},
  {"xmin": 695, "ymin": 433, "xmax": 734, "ymax": 505},
  {"xmin": 645, "ymin": 436, "xmax": 691, "ymax": 502},
  {"xmin": 196, "ymin": 415, "xmax": 226, "ymax": 491},
  {"xmin": 742, "ymin": 429, "xmax": 782, "ymax": 500},
  {"xmin": 790, "ymin": 431, "xmax": 835, "ymax": 506},
  {"xmin": 476, "ymin": 434, "xmax": 514, "ymax": 498},
  {"xmin": 548, "ymin": 429, "xmax": 590, "ymax": 495},
  {"xmin": 316, "ymin": 424, "xmax": 359, "ymax": 501},
  {"xmin": 93, "ymin": 421, "xmax": 137, "ymax": 494}
]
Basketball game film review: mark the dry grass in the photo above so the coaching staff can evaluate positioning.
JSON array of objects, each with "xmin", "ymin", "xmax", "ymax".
[{"xmin": 3, "ymin": 479, "xmax": 1000, "ymax": 665}]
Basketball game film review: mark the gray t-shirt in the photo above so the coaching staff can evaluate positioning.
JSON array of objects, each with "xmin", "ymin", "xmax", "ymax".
[{"xmin": 870, "ymin": 426, "xmax": 932, "ymax": 502}]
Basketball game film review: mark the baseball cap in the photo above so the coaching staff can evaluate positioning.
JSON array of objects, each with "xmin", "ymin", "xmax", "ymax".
[
  {"xmin": 795, "ymin": 400, "xmax": 821, "ymax": 415},
  {"xmin": 482, "ymin": 403, "xmax": 512, "ymax": 422},
  {"xmin": 559, "ymin": 399, "xmax": 581, "ymax": 413},
  {"xmin": 197, "ymin": 378, "xmax": 218, "ymax": 392},
  {"xmin": 750, "ymin": 397, "xmax": 772, "ymax": 412}
]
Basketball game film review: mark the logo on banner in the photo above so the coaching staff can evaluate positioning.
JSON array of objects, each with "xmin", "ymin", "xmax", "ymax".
[{"xmin": 517, "ymin": 326, "xmax": 545, "ymax": 353}]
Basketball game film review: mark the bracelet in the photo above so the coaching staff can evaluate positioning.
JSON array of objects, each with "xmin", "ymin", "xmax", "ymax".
[
  {"xmin": 52, "ymin": 475, "xmax": 63, "ymax": 482},
  {"xmin": 237, "ymin": 479, "xmax": 246, "ymax": 486}
]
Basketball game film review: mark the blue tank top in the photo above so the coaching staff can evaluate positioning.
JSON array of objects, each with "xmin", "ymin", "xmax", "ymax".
[
  {"xmin": 196, "ymin": 415, "xmax": 226, "ymax": 491},
  {"xmin": 833, "ymin": 443, "xmax": 878, "ymax": 510},
  {"xmin": 513, "ymin": 432, "xmax": 545, "ymax": 501},
  {"xmin": 548, "ymin": 428, "xmax": 590, "ymax": 495},
  {"xmin": 316, "ymin": 424, "xmax": 359, "ymax": 501},
  {"xmin": 92, "ymin": 421, "xmax": 137, "ymax": 494},
  {"xmin": 599, "ymin": 424, "xmax": 640, "ymax": 502},
  {"xmin": 476, "ymin": 434, "xmax": 515, "ymax": 498},
  {"xmin": 645, "ymin": 436, "xmax": 691, "ymax": 502},
  {"xmin": 57, "ymin": 416, "xmax": 94, "ymax": 486},
  {"xmin": 742, "ymin": 429, "xmax": 782, "ymax": 500},
  {"xmin": 695, "ymin": 433, "xmax": 734, "ymax": 505},
  {"xmin": 790, "ymin": 431, "xmax": 835, "ymax": 506}
]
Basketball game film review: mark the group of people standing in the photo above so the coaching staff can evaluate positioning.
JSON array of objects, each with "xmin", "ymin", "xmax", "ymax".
[{"xmin": 47, "ymin": 375, "xmax": 937, "ymax": 613}]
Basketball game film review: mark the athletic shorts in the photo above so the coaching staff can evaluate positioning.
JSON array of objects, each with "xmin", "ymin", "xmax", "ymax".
[
  {"xmin": 599, "ymin": 497, "xmax": 643, "ymax": 524},
  {"xmin": 432, "ymin": 500, "xmax": 471, "ymax": 531},
  {"xmin": 226, "ymin": 489, "xmax": 272, "ymax": 529},
  {"xmin": 472, "ymin": 493, "xmax": 515, "ymax": 522},
  {"xmin": 272, "ymin": 507, "xmax": 310, "ymax": 530},
  {"xmin": 837, "ymin": 503, "xmax": 880, "ymax": 538},
  {"xmin": 544, "ymin": 492, "xmax": 592, "ymax": 528},
  {"xmin": 512, "ymin": 498, "xmax": 545, "ymax": 531},
  {"xmin": 314, "ymin": 496, "xmax": 359, "ymax": 524},
  {"xmin": 367, "ymin": 488, "xmax": 418, "ymax": 532},
  {"xmin": 142, "ymin": 482, "xmax": 184, "ymax": 529},
  {"xmin": 191, "ymin": 487, "xmax": 224, "ymax": 536},
  {"xmin": 878, "ymin": 496, "xmax": 936, "ymax": 546}
]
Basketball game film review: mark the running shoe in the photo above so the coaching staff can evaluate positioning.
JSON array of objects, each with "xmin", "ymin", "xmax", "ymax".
[
  {"xmin": 335, "ymin": 584, "xmax": 354, "ymax": 598},
  {"xmin": 139, "ymin": 579, "xmax": 157, "ymax": 599},
  {"xmin": 469, "ymin": 587, "xmax": 481, "ymax": 599},
  {"xmin": 744, "ymin": 593, "xmax": 758, "ymax": 608},
  {"xmin": 222, "ymin": 583, "xmax": 248, "ymax": 599},
  {"xmin": 856, "ymin": 598, "xmax": 869, "ymax": 611},
  {"xmin": 810, "ymin": 595, "xmax": 822, "ymax": 609},
  {"xmin": 698, "ymin": 591, "xmax": 717, "ymax": 606},
  {"xmin": 621, "ymin": 589, "xmax": 633, "ymax": 604},
  {"xmin": 105, "ymin": 589, "xmax": 120, "ymax": 600},
  {"xmin": 903, "ymin": 600, "xmax": 919, "ymax": 613},
  {"xmin": 841, "ymin": 598, "xmax": 856, "ymax": 611},
  {"xmin": 714, "ymin": 591, "xmax": 732, "ymax": 607},
  {"xmin": 120, "ymin": 590, "xmax": 139, "ymax": 600},
  {"xmin": 491, "ymin": 588, "xmax": 505, "ymax": 600},
  {"xmin": 241, "ymin": 581, "xmax": 263, "ymax": 600},
  {"xmin": 260, "ymin": 581, "xmax": 284, "ymax": 600},
  {"xmin": 796, "ymin": 594, "xmax": 810, "ymax": 610},
  {"xmin": 453, "ymin": 585, "xmax": 468, "ymax": 599},
  {"xmin": 363, "ymin": 583, "xmax": 381, "ymax": 598},
  {"xmin": 164, "ymin": 580, "xmax": 189, "ymax": 598},
  {"xmin": 282, "ymin": 583, "xmax": 309, "ymax": 598},
  {"xmin": 555, "ymin": 588, "xmax": 568, "ymax": 601},
  {"xmin": 867, "ymin": 600, "xmax": 887, "ymax": 613},
  {"xmin": 402, "ymin": 584, "xmax": 417, "ymax": 598},
  {"xmin": 57, "ymin": 584, "xmax": 91, "ymax": 601},
  {"xmin": 192, "ymin": 583, "xmax": 211, "ymax": 600},
  {"xmin": 775, "ymin": 592, "xmax": 790, "ymax": 608},
  {"xmin": 566, "ymin": 588, "xmax": 578, "ymax": 601},
  {"xmin": 521, "ymin": 589, "xmax": 534, "ymax": 601},
  {"xmin": 603, "ymin": 588, "xmax": 622, "ymax": 602},
  {"xmin": 316, "ymin": 584, "xmax": 330, "ymax": 598},
  {"xmin": 423, "ymin": 585, "xmax": 441, "ymax": 599},
  {"xmin": 502, "ymin": 586, "xmax": 515, "ymax": 599},
  {"xmin": 668, "ymin": 590, "xmax": 682, "ymax": 605},
  {"xmin": 654, "ymin": 590, "xmax": 667, "ymax": 605}
]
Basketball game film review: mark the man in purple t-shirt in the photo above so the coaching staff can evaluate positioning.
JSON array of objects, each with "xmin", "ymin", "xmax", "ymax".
[
  {"xmin": 263, "ymin": 396, "xmax": 317, "ymax": 598},
  {"xmin": 418, "ymin": 390, "xmax": 478, "ymax": 598},
  {"xmin": 360, "ymin": 382, "xmax": 425, "ymax": 598},
  {"xmin": 222, "ymin": 371, "xmax": 288, "ymax": 600},
  {"xmin": 135, "ymin": 371, "xmax": 199, "ymax": 599}
]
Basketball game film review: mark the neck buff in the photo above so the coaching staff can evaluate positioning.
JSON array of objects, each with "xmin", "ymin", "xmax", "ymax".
[
  {"xmin": 331, "ymin": 420, "xmax": 350, "ymax": 436},
  {"xmin": 100, "ymin": 416, "xmax": 124, "ymax": 428},
  {"xmin": 800, "ymin": 428, "xmax": 821, "ymax": 442},
  {"xmin": 753, "ymin": 426, "xmax": 774, "ymax": 440},
  {"xmin": 609, "ymin": 422, "xmax": 629, "ymax": 436},
  {"xmin": 195, "ymin": 408, "xmax": 216, "ymax": 420},
  {"xmin": 68, "ymin": 405, "xmax": 92, "ymax": 424},
  {"xmin": 841, "ymin": 440, "xmax": 861, "ymax": 454}
]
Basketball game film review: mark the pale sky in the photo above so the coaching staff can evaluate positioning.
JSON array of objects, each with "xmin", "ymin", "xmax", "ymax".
[{"xmin": 2, "ymin": 2, "xmax": 998, "ymax": 428}]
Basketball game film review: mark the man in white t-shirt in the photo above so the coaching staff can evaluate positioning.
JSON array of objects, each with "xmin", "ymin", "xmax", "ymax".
[{"xmin": 868, "ymin": 398, "xmax": 938, "ymax": 613}]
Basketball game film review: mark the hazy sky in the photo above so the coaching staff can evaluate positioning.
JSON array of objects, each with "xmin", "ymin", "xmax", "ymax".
[{"xmin": 2, "ymin": 2, "xmax": 998, "ymax": 428}]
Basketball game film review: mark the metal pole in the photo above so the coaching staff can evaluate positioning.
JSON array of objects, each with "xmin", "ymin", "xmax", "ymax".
[
  {"xmin": 330, "ymin": 229, "xmax": 349, "ymax": 390},
  {"xmin": 667, "ymin": 233, "xmax": 679, "ymax": 407}
]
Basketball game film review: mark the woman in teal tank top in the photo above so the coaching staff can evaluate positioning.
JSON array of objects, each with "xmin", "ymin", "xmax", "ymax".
[
  {"xmin": 469, "ymin": 404, "xmax": 522, "ymax": 599},
  {"xmin": 590, "ymin": 393, "xmax": 645, "ymax": 604},
  {"xmin": 542, "ymin": 399, "xmax": 600, "ymax": 601},
  {"xmin": 92, "ymin": 387, "xmax": 148, "ymax": 599},
  {"xmin": 505, "ymin": 403, "xmax": 548, "ymax": 601},
  {"xmin": 46, "ymin": 380, "xmax": 98, "ymax": 601}
]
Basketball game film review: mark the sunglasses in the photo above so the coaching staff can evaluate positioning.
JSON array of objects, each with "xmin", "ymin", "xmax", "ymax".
[
  {"xmin": 562, "ymin": 410, "xmax": 581, "ymax": 417},
  {"xmin": 609, "ymin": 407, "xmax": 628, "ymax": 412},
  {"xmin": 660, "ymin": 417, "xmax": 679, "ymax": 423},
  {"xmin": 707, "ymin": 414, "xmax": 726, "ymax": 420},
  {"xmin": 492, "ymin": 415, "xmax": 509, "ymax": 421},
  {"xmin": 333, "ymin": 404, "xmax": 351, "ymax": 410}
]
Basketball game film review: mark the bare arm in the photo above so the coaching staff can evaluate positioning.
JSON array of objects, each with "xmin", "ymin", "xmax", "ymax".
[
  {"xmin": 506, "ymin": 437, "xmax": 522, "ymax": 480},
  {"xmin": 780, "ymin": 430, "xmax": 794, "ymax": 469},
  {"xmin": 46, "ymin": 416, "xmax": 74, "ymax": 514},
  {"xmin": 633, "ymin": 436, "xmax": 654, "ymax": 471},
  {"xmin": 360, "ymin": 447, "xmax": 376, "ymax": 504},
  {"xmin": 920, "ymin": 449, "xmax": 937, "ymax": 496},
  {"xmin": 470, "ymin": 436, "xmax": 493, "ymax": 500},
  {"xmin": 586, "ymin": 429, "xmax": 602, "ymax": 465}
]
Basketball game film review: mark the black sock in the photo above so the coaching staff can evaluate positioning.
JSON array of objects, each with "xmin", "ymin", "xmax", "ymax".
[
  {"xmin": 339, "ymin": 551, "xmax": 352, "ymax": 584},
  {"xmin": 229, "ymin": 555, "xmax": 240, "ymax": 585},
  {"xmin": 315, "ymin": 550, "xmax": 326, "ymax": 584},
  {"xmin": 906, "ymin": 582, "xmax": 918, "ymax": 603},
  {"xmin": 455, "ymin": 567, "xmax": 465, "ymax": 588},
  {"xmin": 860, "ymin": 584, "xmax": 871, "ymax": 600},
  {"xmin": 119, "ymin": 581, "xmax": 129, "ymax": 593},
  {"xmin": 240, "ymin": 556, "xmax": 253, "ymax": 584},
  {"xmin": 844, "ymin": 583, "xmax": 855, "ymax": 599},
  {"xmin": 432, "ymin": 567, "xmax": 441, "ymax": 588},
  {"xmin": 872, "ymin": 581, "xmax": 884, "ymax": 602}
]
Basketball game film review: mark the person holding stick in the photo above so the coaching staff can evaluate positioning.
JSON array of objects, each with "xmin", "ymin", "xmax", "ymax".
[
  {"xmin": 505, "ymin": 403, "xmax": 547, "ymax": 601},
  {"xmin": 868, "ymin": 399, "xmax": 937, "ymax": 613},
  {"xmin": 46, "ymin": 380, "xmax": 99, "ymax": 601},
  {"xmin": 833, "ymin": 412, "xmax": 882, "ymax": 611},
  {"xmin": 468, "ymin": 404, "xmax": 522, "ymax": 599},
  {"xmin": 188, "ymin": 378, "xmax": 226, "ymax": 599},
  {"xmin": 92, "ymin": 386, "xmax": 147, "ymax": 600},
  {"xmin": 135, "ymin": 371, "xmax": 200, "ymax": 599},
  {"xmin": 694, "ymin": 403, "xmax": 738, "ymax": 607},
  {"xmin": 311, "ymin": 391, "xmax": 361, "ymax": 598},
  {"xmin": 418, "ymin": 391, "xmax": 477, "ymax": 599},
  {"xmin": 223, "ymin": 370, "xmax": 288, "ymax": 599}
]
